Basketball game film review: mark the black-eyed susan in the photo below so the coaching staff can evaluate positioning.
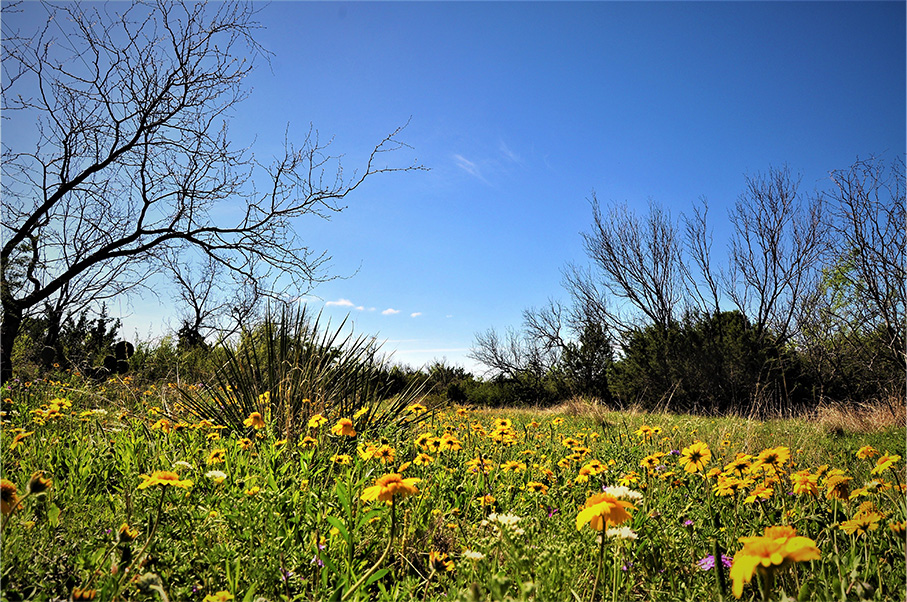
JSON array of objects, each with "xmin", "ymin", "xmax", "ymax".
[
  {"xmin": 1, "ymin": 479, "xmax": 19, "ymax": 516},
  {"xmin": 243, "ymin": 412, "xmax": 266, "ymax": 429},
  {"xmin": 729, "ymin": 526, "xmax": 820, "ymax": 599},
  {"xmin": 206, "ymin": 448, "xmax": 226, "ymax": 465},
  {"xmin": 372, "ymin": 444, "xmax": 396, "ymax": 464},
  {"xmin": 137, "ymin": 471, "xmax": 193, "ymax": 490},
  {"xmin": 117, "ymin": 522, "xmax": 140, "ymax": 542},
  {"xmin": 308, "ymin": 414, "xmax": 328, "ymax": 429},
  {"xmin": 790, "ymin": 470, "xmax": 819, "ymax": 496},
  {"xmin": 413, "ymin": 453, "xmax": 433, "ymax": 466},
  {"xmin": 500, "ymin": 460, "xmax": 526, "ymax": 472},
  {"xmin": 429, "ymin": 550, "xmax": 455, "ymax": 572},
  {"xmin": 856, "ymin": 445, "xmax": 880, "ymax": 459},
  {"xmin": 407, "ymin": 403, "xmax": 428, "ymax": 415},
  {"xmin": 525, "ymin": 481, "xmax": 548, "ymax": 494},
  {"xmin": 840, "ymin": 510, "xmax": 884, "ymax": 536},
  {"xmin": 300, "ymin": 436, "xmax": 318, "ymax": 449},
  {"xmin": 679, "ymin": 441, "xmax": 712, "ymax": 473},
  {"xmin": 8, "ymin": 431, "xmax": 33, "ymax": 451},
  {"xmin": 237, "ymin": 437, "xmax": 253, "ymax": 450},
  {"xmin": 576, "ymin": 492, "xmax": 635, "ymax": 531},
  {"xmin": 26, "ymin": 471, "xmax": 52, "ymax": 495},
  {"xmin": 360, "ymin": 473, "xmax": 421, "ymax": 504},
  {"xmin": 871, "ymin": 453, "xmax": 902, "ymax": 475},
  {"xmin": 751, "ymin": 446, "xmax": 790, "ymax": 474},
  {"xmin": 331, "ymin": 454, "xmax": 352, "ymax": 465},
  {"xmin": 330, "ymin": 418, "xmax": 356, "ymax": 437}
]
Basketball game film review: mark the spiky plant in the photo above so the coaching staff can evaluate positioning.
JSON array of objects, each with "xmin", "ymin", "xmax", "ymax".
[{"xmin": 179, "ymin": 306, "xmax": 429, "ymax": 441}]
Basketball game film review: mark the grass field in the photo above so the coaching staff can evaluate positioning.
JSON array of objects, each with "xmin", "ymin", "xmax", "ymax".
[{"xmin": 1, "ymin": 375, "xmax": 904, "ymax": 601}]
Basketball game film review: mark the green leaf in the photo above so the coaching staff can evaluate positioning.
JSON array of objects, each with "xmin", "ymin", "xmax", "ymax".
[
  {"xmin": 325, "ymin": 516, "xmax": 350, "ymax": 545},
  {"xmin": 47, "ymin": 502, "xmax": 61, "ymax": 528},
  {"xmin": 364, "ymin": 568, "xmax": 389, "ymax": 588}
]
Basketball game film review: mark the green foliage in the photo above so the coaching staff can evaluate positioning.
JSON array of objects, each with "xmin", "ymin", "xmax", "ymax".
[
  {"xmin": 611, "ymin": 311, "xmax": 811, "ymax": 414},
  {"xmin": 178, "ymin": 306, "xmax": 430, "ymax": 441},
  {"xmin": 561, "ymin": 322, "xmax": 614, "ymax": 403}
]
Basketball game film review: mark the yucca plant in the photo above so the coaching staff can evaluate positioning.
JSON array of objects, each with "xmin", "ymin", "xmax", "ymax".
[{"xmin": 179, "ymin": 305, "xmax": 430, "ymax": 441}]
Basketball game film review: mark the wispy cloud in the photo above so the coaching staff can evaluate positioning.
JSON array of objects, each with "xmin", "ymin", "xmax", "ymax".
[
  {"xmin": 410, "ymin": 312, "xmax": 422, "ymax": 318},
  {"xmin": 382, "ymin": 308, "xmax": 400, "ymax": 315},
  {"xmin": 453, "ymin": 153, "xmax": 489, "ymax": 183},
  {"xmin": 499, "ymin": 140, "xmax": 523, "ymax": 165}
]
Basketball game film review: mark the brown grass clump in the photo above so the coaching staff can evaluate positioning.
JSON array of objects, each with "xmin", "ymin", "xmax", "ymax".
[{"xmin": 811, "ymin": 394, "xmax": 906, "ymax": 434}]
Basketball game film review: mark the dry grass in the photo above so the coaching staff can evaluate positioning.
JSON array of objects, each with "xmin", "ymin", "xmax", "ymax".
[{"xmin": 810, "ymin": 394, "xmax": 906, "ymax": 434}]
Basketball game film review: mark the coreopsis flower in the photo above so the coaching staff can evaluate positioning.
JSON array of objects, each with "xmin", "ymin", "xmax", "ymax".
[
  {"xmin": 237, "ymin": 438, "xmax": 253, "ymax": 450},
  {"xmin": 243, "ymin": 412, "xmax": 266, "ymax": 429},
  {"xmin": 680, "ymin": 441, "xmax": 712, "ymax": 474},
  {"xmin": 723, "ymin": 453, "xmax": 753, "ymax": 475},
  {"xmin": 744, "ymin": 484, "xmax": 773, "ymax": 504},
  {"xmin": 300, "ymin": 436, "xmax": 318, "ymax": 449},
  {"xmin": 500, "ymin": 460, "xmax": 526, "ymax": 473},
  {"xmin": 360, "ymin": 473, "xmax": 421, "ymax": 504},
  {"xmin": 525, "ymin": 481, "xmax": 548, "ymax": 494},
  {"xmin": 729, "ymin": 526, "xmax": 820, "ymax": 599},
  {"xmin": 640, "ymin": 453, "xmax": 665, "ymax": 472},
  {"xmin": 307, "ymin": 414, "xmax": 328, "ymax": 429},
  {"xmin": 871, "ymin": 453, "xmax": 902, "ymax": 475},
  {"xmin": 118, "ymin": 522, "xmax": 140, "ymax": 542},
  {"xmin": 1, "ymin": 479, "xmax": 19, "ymax": 516},
  {"xmin": 466, "ymin": 457, "xmax": 494, "ymax": 474},
  {"xmin": 825, "ymin": 474, "xmax": 853, "ymax": 500},
  {"xmin": 714, "ymin": 474, "xmax": 745, "ymax": 497},
  {"xmin": 372, "ymin": 444, "xmax": 396, "ymax": 464},
  {"xmin": 856, "ymin": 445, "xmax": 880, "ymax": 459},
  {"xmin": 206, "ymin": 448, "xmax": 226, "ymax": 465},
  {"xmin": 331, "ymin": 454, "xmax": 352, "ymax": 465},
  {"xmin": 26, "ymin": 471, "xmax": 52, "ymax": 494},
  {"xmin": 137, "ymin": 471, "xmax": 193, "ymax": 490},
  {"xmin": 493, "ymin": 418, "xmax": 512, "ymax": 430},
  {"xmin": 840, "ymin": 510, "xmax": 884, "ymax": 536},
  {"xmin": 790, "ymin": 471, "xmax": 819, "ymax": 496},
  {"xmin": 576, "ymin": 491, "xmax": 635, "ymax": 531},
  {"xmin": 8, "ymin": 431, "xmax": 33, "ymax": 451},
  {"xmin": 404, "ymin": 402, "xmax": 427, "ymax": 415},
  {"xmin": 634, "ymin": 425, "xmax": 654, "ymax": 440},
  {"xmin": 439, "ymin": 433, "xmax": 463, "ymax": 452},
  {"xmin": 751, "ymin": 447, "xmax": 791, "ymax": 475},
  {"xmin": 413, "ymin": 453, "xmax": 434, "ymax": 466},
  {"xmin": 330, "ymin": 418, "xmax": 356, "ymax": 437},
  {"xmin": 429, "ymin": 551, "xmax": 455, "ymax": 572},
  {"xmin": 618, "ymin": 472, "xmax": 640, "ymax": 487},
  {"xmin": 414, "ymin": 432, "xmax": 433, "ymax": 449}
]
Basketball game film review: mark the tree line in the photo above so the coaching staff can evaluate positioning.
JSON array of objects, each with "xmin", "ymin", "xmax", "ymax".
[{"xmin": 469, "ymin": 158, "xmax": 905, "ymax": 414}]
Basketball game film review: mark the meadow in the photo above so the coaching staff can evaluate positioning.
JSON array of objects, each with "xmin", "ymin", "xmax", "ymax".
[{"xmin": 1, "ymin": 374, "xmax": 904, "ymax": 602}]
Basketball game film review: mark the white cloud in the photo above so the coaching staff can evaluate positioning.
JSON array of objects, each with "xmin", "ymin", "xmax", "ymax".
[
  {"xmin": 326, "ymin": 298, "xmax": 355, "ymax": 307},
  {"xmin": 382, "ymin": 308, "xmax": 400, "ymax": 315},
  {"xmin": 410, "ymin": 312, "xmax": 422, "ymax": 318}
]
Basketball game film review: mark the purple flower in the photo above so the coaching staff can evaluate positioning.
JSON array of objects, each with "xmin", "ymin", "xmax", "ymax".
[
  {"xmin": 546, "ymin": 505, "xmax": 559, "ymax": 518},
  {"xmin": 696, "ymin": 554, "xmax": 733, "ymax": 571},
  {"xmin": 669, "ymin": 449, "xmax": 681, "ymax": 456},
  {"xmin": 683, "ymin": 519, "xmax": 694, "ymax": 528},
  {"xmin": 311, "ymin": 555, "xmax": 324, "ymax": 567}
]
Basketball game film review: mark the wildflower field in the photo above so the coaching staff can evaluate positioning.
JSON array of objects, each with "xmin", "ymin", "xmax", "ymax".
[{"xmin": 1, "ymin": 375, "xmax": 905, "ymax": 602}]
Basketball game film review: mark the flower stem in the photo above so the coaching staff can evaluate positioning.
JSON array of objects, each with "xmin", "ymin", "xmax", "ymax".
[
  {"xmin": 591, "ymin": 531, "xmax": 606, "ymax": 602},
  {"xmin": 342, "ymin": 499, "xmax": 396, "ymax": 602}
]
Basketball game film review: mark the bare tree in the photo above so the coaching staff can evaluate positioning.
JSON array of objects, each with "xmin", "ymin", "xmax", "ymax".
[
  {"xmin": 725, "ymin": 166, "xmax": 827, "ymax": 346},
  {"xmin": 566, "ymin": 195, "xmax": 687, "ymax": 338},
  {"xmin": 0, "ymin": 1, "xmax": 424, "ymax": 381}
]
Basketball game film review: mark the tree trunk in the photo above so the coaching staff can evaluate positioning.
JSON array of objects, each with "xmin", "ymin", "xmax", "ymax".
[{"xmin": 1, "ymin": 300, "xmax": 23, "ymax": 384}]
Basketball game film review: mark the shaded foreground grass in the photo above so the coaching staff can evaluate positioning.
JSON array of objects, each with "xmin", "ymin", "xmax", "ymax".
[{"xmin": 1, "ymin": 376, "xmax": 905, "ymax": 601}]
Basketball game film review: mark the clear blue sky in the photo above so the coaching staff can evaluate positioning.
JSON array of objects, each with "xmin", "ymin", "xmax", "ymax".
[{"xmin": 13, "ymin": 1, "xmax": 905, "ymax": 374}]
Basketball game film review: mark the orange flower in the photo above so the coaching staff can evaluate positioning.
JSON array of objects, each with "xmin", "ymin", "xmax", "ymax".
[
  {"xmin": 360, "ymin": 473, "xmax": 421, "ymax": 503},
  {"xmin": 576, "ymin": 492, "xmax": 635, "ymax": 531},
  {"xmin": 330, "ymin": 418, "xmax": 356, "ymax": 437},
  {"xmin": 137, "ymin": 471, "xmax": 193, "ymax": 490},
  {"xmin": 243, "ymin": 412, "xmax": 266, "ymax": 429},
  {"xmin": 1, "ymin": 479, "xmax": 19, "ymax": 516},
  {"xmin": 730, "ymin": 526, "xmax": 820, "ymax": 598}
]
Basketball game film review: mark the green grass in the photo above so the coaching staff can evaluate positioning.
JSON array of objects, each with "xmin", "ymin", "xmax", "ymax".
[{"xmin": 2, "ymin": 376, "xmax": 905, "ymax": 602}]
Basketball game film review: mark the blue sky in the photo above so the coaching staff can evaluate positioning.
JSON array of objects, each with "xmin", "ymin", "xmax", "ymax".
[{"xmin": 9, "ymin": 1, "xmax": 905, "ymax": 374}]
